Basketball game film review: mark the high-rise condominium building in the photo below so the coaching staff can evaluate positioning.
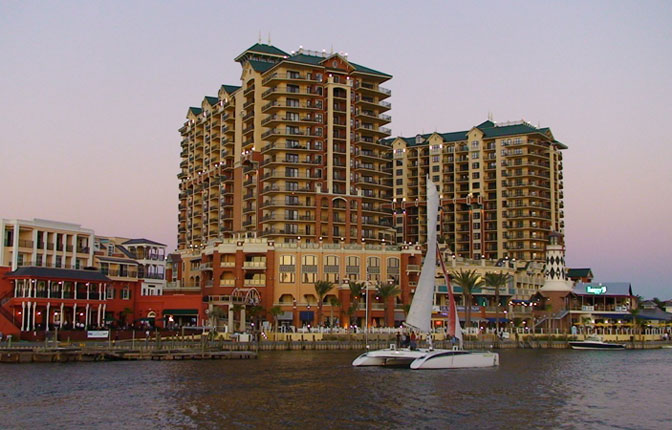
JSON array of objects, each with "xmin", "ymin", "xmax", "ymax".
[
  {"xmin": 389, "ymin": 120, "xmax": 566, "ymax": 261},
  {"xmin": 178, "ymin": 43, "xmax": 394, "ymax": 250}
]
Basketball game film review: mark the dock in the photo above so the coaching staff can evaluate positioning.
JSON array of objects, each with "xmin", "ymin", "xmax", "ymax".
[{"xmin": 0, "ymin": 347, "xmax": 257, "ymax": 363}]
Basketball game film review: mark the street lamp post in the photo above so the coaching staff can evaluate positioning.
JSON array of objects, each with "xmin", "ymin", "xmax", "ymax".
[{"xmin": 364, "ymin": 282, "xmax": 369, "ymax": 348}]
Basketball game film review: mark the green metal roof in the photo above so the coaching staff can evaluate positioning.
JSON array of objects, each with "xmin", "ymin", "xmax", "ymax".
[
  {"xmin": 188, "ymin": 107, "xmax": 202, "ymax": 116},
  {"xmin": 220, "ymin": 84, "xmax": 241, "ymax": 94},
  {"xmin": 567, "ymin": 268, "xmax": 593, "ymax": 278},
  {"xmin": 288, "ymin": 53, "xmax": 324, "ymax": 65},
  {"xmin": 440, "ymin": 131, "xmax": 469, "ymax": 142},
  {"xmin": 350, "ymin": 61, "xmax": 392, "ymax": 78},
  {"xmin": 396, "ymin": 120, "xmax": 566, "ymax": 148},
  {"xmin": 204, "ymin": 96, "xmax": 218, "ymax": 106},
  {"xmin": 247, "ymin": 59, "xmax": 276, "ymax": 73},
  {"xmin": 283, "ymin": 53, "xmax": 391, "ymax": 78},
  {"xmin": 235, "ymin": 43, "xmax": 288, "ymax": 62}
]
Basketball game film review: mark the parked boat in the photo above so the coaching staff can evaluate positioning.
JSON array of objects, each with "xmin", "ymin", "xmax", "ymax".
[
  {"xmin": 352, "ymin": 179, "xmax": 499, "ymax": 369},
  {"xmin": 569, "ymin": 336, "xmax": 626, "ymax": 350}
]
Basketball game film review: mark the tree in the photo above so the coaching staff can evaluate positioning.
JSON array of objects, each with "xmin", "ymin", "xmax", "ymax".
[
  {"xmin": 450, "ymin": 269, "xmax": 484, "ymax": 334},
  {"xmin": 209, "ymin": 306, "xmax": 226, "ymax": 330},
  {"xmin": 484, "ymin": 272, "xmax": 511, "ymax": 336},
  {"xmin": 231, "ymin": 304, "xmax": 243, "ymax": 331},
  {"xmin": 248, "ymin": 305, "xmax": 264, "ymax": 332},
  {"xmin": 348, "ymin": 282, "xmax": 365, "ymax": 326},
  {"xmin": 375, "ymin": 282, "xmax": 401, "ymax": 327},
  {"xmin": 269, "ymin": 306, "xmax": 283, "ymax": 332},
  {"xmin": 313, "ymin": 280, "xmax": 334, "ymax": 326},
  {"xmin": 120, "ymin": 307, "xmax": 133, "ymax": 327},
  {"xmin": 328, "ymin": 296, "xmax": 341, "ymax": 328},
  {"xmin": 629, "ymin": 307, "xmax": 641, "ymax": 342}
]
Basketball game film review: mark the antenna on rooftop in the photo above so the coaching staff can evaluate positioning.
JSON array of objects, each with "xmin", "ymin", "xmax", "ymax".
[
  {"xmin": 258, "ymin": 31, "xmax": 262, "ymax": 43},
  {"xmin": 330, "ymin": 44, "xmax": 334, "ymax": 54},
  {"xmin": 488, "ymin": 111, "xmax": 493, "ymax": 121},
  {"xmin": 268, "ymin": 33, "xmax": 271, "ymax": 44}
]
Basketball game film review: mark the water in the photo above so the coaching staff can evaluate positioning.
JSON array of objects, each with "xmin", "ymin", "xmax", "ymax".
[{"xmin": 1, "ymin": 349, "xmax": 670, "ymax": 429}]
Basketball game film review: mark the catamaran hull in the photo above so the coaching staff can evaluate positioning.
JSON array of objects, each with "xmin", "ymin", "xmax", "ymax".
[
  {"xmin": 352, "ymin": 348, "xmax": 499, "ymax": 369},
  {"xmin": 409, "ymin": 349, "xmax": 499, "ymax": 369},
  {"xmin": 352, "ymin": 348, "xmax": 426, "ymax": 367}
]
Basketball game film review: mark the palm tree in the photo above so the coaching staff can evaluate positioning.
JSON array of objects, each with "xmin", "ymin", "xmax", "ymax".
[
  {"xmin": 483, "ymin": 272, "xmax": 511, "ymax": 335},
  {"xmin": 269, "ymin": 305, "xmax": 283, "ymax": 333},
  {"xmin": 231, "ymin": 304, "xmax": 243, "ymax": 331},
  {"xmin": 248, "ymin": 305, "xmax": 264, "ymax": 332},
  {"xmin": 209, "ymin": 306, "xmax": 226, "ymax": 330},
  {"xmin": 629, "ymin": 307, "xmax": 640, "ymax": 342},
  {"xmin": 348, "ymin": 282, "xmax": 365, "ymax": 326},
  {"xmin": 313, "ymin": 280, "xmax": 334, "ymax": 326},
  {"xmin": 328, "ymin": 296, "xmax": 341, "ymax": 328},
  {"xmin": 450, "ymin": 269, "xmax": 484, "ymax": 334},
  {"xmin": 376, "ymin": 282, "xmax": 401, "ymax": 327}
]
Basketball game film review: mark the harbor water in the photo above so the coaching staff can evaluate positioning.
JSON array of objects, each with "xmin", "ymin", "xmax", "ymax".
[{"xmin": 1, "ymin": 349, "xmax": 670, "ymax": 429}]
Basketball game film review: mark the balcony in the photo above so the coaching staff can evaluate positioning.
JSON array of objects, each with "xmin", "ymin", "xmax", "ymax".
[
  {"xmin": 262, "ymin": 72, "xmax": 320, "ymax": 85},
  {"xmin": 243, "ymin": 261, "xmax": 267, "ymax": 270}
]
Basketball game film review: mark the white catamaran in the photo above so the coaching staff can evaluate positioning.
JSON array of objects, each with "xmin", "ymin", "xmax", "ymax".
[{"xmin": 352, "ymin": 178, "xmax": 499, "ymax": 369}]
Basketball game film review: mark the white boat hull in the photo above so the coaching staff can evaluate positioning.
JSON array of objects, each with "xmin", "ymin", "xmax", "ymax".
[
  {"xmin": 569, "ymin": 341, "xmax": 626, "ymax": 350},
  {"xmin": 352, "ymin": 348, "xmax": 499, "ymax": 369}
]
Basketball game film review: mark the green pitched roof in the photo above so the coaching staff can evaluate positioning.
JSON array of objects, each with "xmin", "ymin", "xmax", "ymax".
[
  {"xmin": 247, "ymin": 59, "xmax": 276, "ymax": 73},
  {"xmin": 350, "ymin": 61, "xmax": 392, "ymax": 78},
  {"xmin": 220, "ymin": 85, "xmax": 240, "ymax": 94},
  {"xmin": 567, "ymin": 268, "xmax": 593, "ymax": 278},
  {"xmin": 235, "ymin": 43, "xmax": 288, "ymax": 61},
  {"xmin": 477, "ymin": 120, "xmax": 495, "ymax": 128},
  {"xmin": 204, "ymin": 96, "xmax": 218, "ymax": 106},
  {"xmin": 188, "ymin": 107, "xmax": 202, "ymax": 116},
  {"xmin": 440, "ymin": 131, "xmax": 468, "ymax": 143},
  {"xmin": 288, "ymin": 53, "xmax": 325, "ymax": 65},
  {"xmin": 395, "ymin": 120, "xmax": 566, "ymax": 148},
  {"xmin": 282, "ymin": 52, "xmax": 391, "ymax": 78}
]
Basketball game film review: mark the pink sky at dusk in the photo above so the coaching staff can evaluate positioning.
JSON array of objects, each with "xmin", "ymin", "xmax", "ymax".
[{"xmin": 1, "ymin": 1, "xmax": 671, "ymax": 298}]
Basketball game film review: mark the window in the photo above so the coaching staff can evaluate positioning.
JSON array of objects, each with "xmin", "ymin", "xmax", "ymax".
[
  {"xmin": 471, "ymin": 151, "xmax": 480, "ymax": 159},
  {"xmin": 433, "ymin": 175, "xmax": 440, "ymax": 183},
  {"xmin": 396, "ymin": 169, "xmax": 403, "ymax": 175},
  {"xmin": 55, "ymin": 255, "xmax": 62, "ymax": 268},
  {"xmin": 106, "ymin": 287, "xmax": 114, "ymax": 299},
  {"xmin": 286, "ymin": 181, "xmax": 298, "ymax": 191},
  {"xmin": 472, "ymin": 162, "xmax": 480, "ymax": 169},
  {"xmin": 286, "ymin": 153, "xmax": 299, "ymax": 162},
  {"xmin": 285, "ymin": 167, "xmax": 298, "ymax": 177},
  {"xmin": 432, "ymin": 165, "xmax": 440, "ymax": 172},
  {"xmin": 287, "ymin": 98, "xmax": 299, "ymax": 107},
  {"xmin": 287, "ymin": 84, "xmax": 299, "ymax": 93},
  {"xmin": 472, "ymin": 172, "xmax": 480, "ymax": 179},
  {"xmin": 287, "ymin": 112, "xmax": 299, "ymax": 121},
  {"xmin": 288, "ymin": 70, "xmax": 300, "ymax": 79},
  {"xmin": 285, "ymin": 210, "xmax": 298, "ymax": 220},
  {"xmin": 396, "ymin": 178, "xmax": 403, "ymax": 185},
  {"xmin": 122, "ymin": 286, "xmax": 130, "ymax": 300}
]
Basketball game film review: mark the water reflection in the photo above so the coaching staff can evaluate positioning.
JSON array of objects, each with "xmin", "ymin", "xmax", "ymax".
[{"xmin": 0, "ymin": 349, "xmax": 670, "ymax": 429}]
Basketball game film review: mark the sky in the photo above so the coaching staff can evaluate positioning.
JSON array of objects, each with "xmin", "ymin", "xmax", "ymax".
[{"xmin": 1, "ymin": 1, "xmax": 671, "ymax": 298}]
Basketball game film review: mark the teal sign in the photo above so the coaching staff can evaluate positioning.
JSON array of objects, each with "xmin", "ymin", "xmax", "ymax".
[{"xmin": 586, "ymin": 285, "xmax": 607, "ymax": 295}]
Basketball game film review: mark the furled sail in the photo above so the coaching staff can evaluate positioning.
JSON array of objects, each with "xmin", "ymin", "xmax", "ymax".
[
  {"xmin": 438, "ymin": 244, "xmax": 463, "ymax": 346},
  {"xmin": 405, "ymin": 177, "xmax": 439, "ymax": 333}
]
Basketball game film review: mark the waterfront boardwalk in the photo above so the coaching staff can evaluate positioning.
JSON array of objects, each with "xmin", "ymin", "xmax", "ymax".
[{"xmin": 1, "ymin": 334, "xmax": 669, "ymax": 363}]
